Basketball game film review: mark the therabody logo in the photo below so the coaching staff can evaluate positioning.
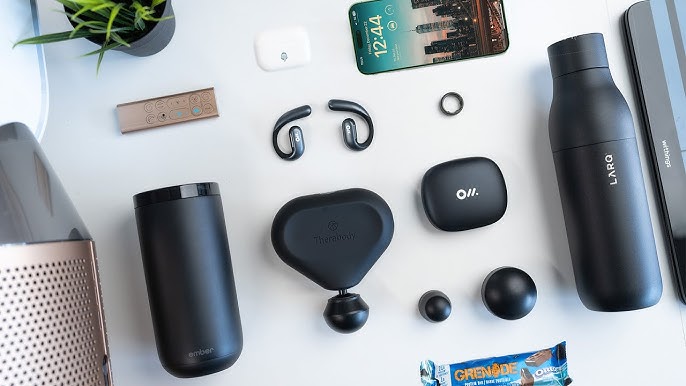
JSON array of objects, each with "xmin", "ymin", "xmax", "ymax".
[
  {"xmin": 456, "ymin": 188, "xmax": 479, "ymax": 200},
  {"xmin": 313, "ymin": 233, "xmax": 356, "ymax": 245}
]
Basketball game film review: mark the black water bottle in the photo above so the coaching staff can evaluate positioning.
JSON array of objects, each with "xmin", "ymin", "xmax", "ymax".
[
  {"xmin": 547, "ymin": 33, "xmax": 662, "ymax": 311},
  {"xmin": 134, "ymin": 183, "xmax": 243, "ymax": 377}
]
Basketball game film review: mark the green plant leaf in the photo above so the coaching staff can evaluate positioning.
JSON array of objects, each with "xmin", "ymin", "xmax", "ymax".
[
  {"xmin": 89, "ymin": 3, "xmax": 117, "ymax": 15},
  {"xmin": 131, "ymin": 3, "xmax": 146, "ymax": 27},
  {"xmin": 73, "ymin": 11, "xmax": 110, "ymax": 24},
  {"xmin": 96, "ymin": 50, "xmax": 105, "ymax": 75},
  {"xmin": 13, "ymin": 29, "xmax": 95, "ymax": 47},
  {"xmin": 98, "ymin": 8, "xmax": 132, "ymax": 25},
  {"xmin": 72, "ymin": 2, "xmax": 118, "ymax": 20},
  {"xmin": 69, "ymin": 20, "xmax": 107, "ymax": 38},
  {"xmin": 70, "ymin": 0, "xmax": 109, "ymax": 6},
  {"xmin": 134, "ymin": 18, "xmax": 145, "ymax": 30},
  {"xmin": 109, "ymin": 32, "xmax": 131, "ymax": 47},
  {"xmin": 142, "ymin": 15, "xmax": 173, "ymax": 23},
  {"xmin": 55, "ymin": 0, "xmax": 111, "ymax": 23},
  {"xmin": 117, "ymin": 6, "xmax": 137, "ymax": 18},
  {"xmin": 81, "ymin": 41, "xmax": 121, "ymax": 57},
  {"xmin": 88, "ymin": 27, "xmax": 132, "ymax": 34},
  {"xmin": 132, "ymin": 4, "xmax": 151, "ymax": 18},
  {"xmin": 87, "ymin": 26, "xmax": 132, "ymax": 36},
  {"xmin": 151, "ymin": 0, "xmax": 166, "ymax": 9},
  {"xmin": 79, "ymin": 5, "xmax": 134, "ymax": 25},
  {"xmin": 72, "ymin": 4, "xmax": 97, "ymax": 20},
  {"xmin": 106, "ymin": 3, "xmax": 124, "ymax": 42}
]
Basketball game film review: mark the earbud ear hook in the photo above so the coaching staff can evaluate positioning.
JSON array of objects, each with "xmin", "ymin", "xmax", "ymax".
[
  {"xmin": 272, "ymin": 105, "xmax": 312, "ymax": 160},
  {"xmin": 328, "ymin": 99, "xmax": 374, "ymax": 151}
]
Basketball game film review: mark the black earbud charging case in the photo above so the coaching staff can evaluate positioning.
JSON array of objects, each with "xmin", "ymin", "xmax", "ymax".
[{"xmin": 421, "ymin": 157, "xmax": 507, "ymax": 232}]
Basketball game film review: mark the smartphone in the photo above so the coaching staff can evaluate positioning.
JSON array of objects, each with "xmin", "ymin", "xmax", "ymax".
[{"xmin": 348, "ymin": 0, "xmax": 509, "ymax": 74}]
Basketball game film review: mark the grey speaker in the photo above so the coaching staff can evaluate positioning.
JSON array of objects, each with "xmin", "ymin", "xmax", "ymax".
[{"xmin": 0, "ymin": 122, "xmax": 112, "ymax": 385}]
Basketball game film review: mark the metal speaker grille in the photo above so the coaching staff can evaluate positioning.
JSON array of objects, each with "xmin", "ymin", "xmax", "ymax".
[{"xmin": 0, "ymin": 241, "xmax": 111, "ymax": 386}]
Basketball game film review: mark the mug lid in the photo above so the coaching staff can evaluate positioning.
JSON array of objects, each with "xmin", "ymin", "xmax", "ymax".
[{"xmin": 133, "ymin": 182, "xmax": 220, "ymax": 208}]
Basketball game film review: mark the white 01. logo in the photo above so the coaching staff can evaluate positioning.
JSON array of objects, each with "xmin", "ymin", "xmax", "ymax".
[{"xmin": 456, "ymin": 188, "xmax": 479, "ymax": 200}]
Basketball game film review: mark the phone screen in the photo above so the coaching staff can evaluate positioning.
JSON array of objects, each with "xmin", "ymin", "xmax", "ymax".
[{"xmin": 348, "ymin": 0, "xmax": 509, "ymax": 74}]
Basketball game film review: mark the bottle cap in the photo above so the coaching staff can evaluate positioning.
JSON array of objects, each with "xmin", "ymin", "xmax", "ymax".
[{"xmin": 548, "ymin": 33, "xmax": 609, "ymax": 78}]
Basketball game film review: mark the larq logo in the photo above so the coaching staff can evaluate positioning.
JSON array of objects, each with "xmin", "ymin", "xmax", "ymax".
[
  {"xmin": 605, "ymin": 154, "xmax": 618, "ymax": 186},
  {"xmin": 456, "ymin": 188, "xmax": 479, "ymax": 200}
]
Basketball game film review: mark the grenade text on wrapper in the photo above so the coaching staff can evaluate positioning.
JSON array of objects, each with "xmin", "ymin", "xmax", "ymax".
[{"xmin": 420, "ymin": 342, "xmax": 571, "ymax": 386}]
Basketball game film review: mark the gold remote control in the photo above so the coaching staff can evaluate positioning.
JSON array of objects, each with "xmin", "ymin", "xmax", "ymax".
[{"xmin": 116, "ymin": 87, "xmax": 219, "ymax": 133}]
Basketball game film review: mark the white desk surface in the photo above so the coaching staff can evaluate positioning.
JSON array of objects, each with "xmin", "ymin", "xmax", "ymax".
[{"xmin": 35, "ymin": 0, "xmax": 686, "ymax": 384}]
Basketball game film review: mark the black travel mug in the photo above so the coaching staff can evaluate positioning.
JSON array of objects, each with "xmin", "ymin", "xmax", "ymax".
[
  {"xmin": 134, "ymin": 183, "xmax": 243, "ymax": 377},
  {"xmin": 547, "ymin": 33, "xmax": 662, "ymax": 311}
]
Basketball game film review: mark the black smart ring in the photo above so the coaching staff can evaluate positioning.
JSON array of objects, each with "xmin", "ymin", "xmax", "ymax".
[{"xmin": 440, "ymin": 92, "xmax": 464, "ymax": 116}]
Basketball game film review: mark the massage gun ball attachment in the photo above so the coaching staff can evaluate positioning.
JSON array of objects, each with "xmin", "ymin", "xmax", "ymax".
[
  {"xmin": 418, "ymin": 290, "xmax": 451, "ymax": 322},
  {"xmin": 482, "ymin": 267, "xmax": 537, "ymax": 320},
  {"xmin": 271, "ymin": 188, "xmax": 394, "ymax": 333},
  {"xmin": 324, "ymin": 290, "xmax": 370, "ymax": 333}
]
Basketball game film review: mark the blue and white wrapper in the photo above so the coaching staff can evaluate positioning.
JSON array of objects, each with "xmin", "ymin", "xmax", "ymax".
[{"xmin": 420, "ymin": 342, "xmax": 571, "ymax": 386}]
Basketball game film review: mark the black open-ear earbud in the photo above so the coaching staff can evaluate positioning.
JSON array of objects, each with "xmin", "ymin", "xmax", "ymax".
[
  {"xmin": 272, "ymin": 105, "xmax": 312, "ymax": 160},
  {"xmin": 328, "ymin": 99, "xmax": 374, "ymax": 151}
]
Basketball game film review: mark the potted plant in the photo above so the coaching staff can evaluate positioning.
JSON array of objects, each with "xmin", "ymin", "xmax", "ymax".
[{"xmin": 15, "ymin": 0, "xmax": 175, "ymax": 73}]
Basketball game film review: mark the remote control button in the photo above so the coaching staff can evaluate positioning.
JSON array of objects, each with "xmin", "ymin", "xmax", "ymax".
[
  {"xmin": 144, "ymin": 102, "xmax": 154, "ymax": 112},
  {"xmin": 203, "ymin": 104, "xmax": 214, "ymax": 113},
  {"xmin": 146, "ymin": 114, "xmax": 156, "ymax": 124},
  {"xmin": 155, "ymin": 100, "xmax": 166, "ymax": 110},
  {"xmin": 170, "ymin": 108, "xmax": 190, "ymax": 120},
  {"xmin": 168, "ymin": 98, "xmax": 182, "ymax": 109},
  {"xmin": 190, "ymin": 94, "xmax": 201, "ymax": 105},
  {"xmin": 179, "ymin": 97, "xmax": 189, "ymax": 107},
  {"xmin": 201, "ymin": 92, "xmax": 211, "ymax": 102},
  {"xmin": 158, "ymin": 112, "xmax": 167, "ymax": 121},
  {"xmin": 191, "ymin": 106, "xmax": 202, "ymax": 116}
]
